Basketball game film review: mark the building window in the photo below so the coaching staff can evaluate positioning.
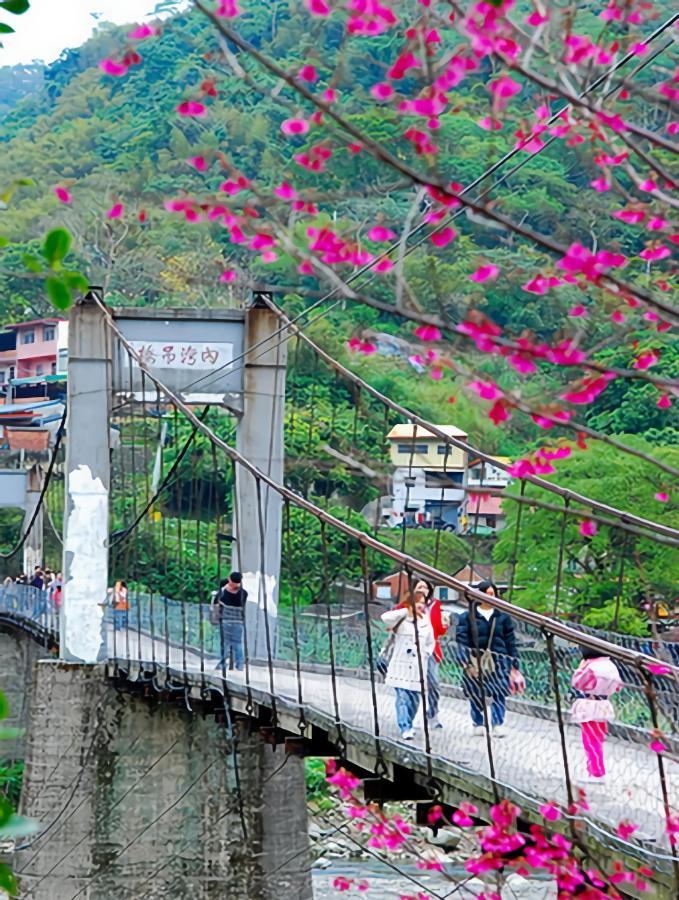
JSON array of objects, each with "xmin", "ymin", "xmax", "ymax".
[
  {"xmin": 397, "ymin": 443, "xmax": 428, "ymax": 454},
  {"xmin": 439, "ymin": 587, "xmax": 449, "ymax": 601},
  {"xmin": 470, "ymin": 466, "xmax": 483, "ymax": 481},
  {"xmin": 35, "ymin": 364, "xmax": 44, "ymax": 376},
  {"xmin": 8, "ymin": 366, "xmax": 14, "ymax": 381},
  {"xmin": 51, "ymin": 362, "xmax": 57, "ymax": 374},
  {"xmin": 43, "ymin": 326, "xmax": 56, "ymax": 341},
  {"xmin": 437, "ymin": 444, "xmax": 452, "ymax": 455},
  {"xmin": 0, "ymin": 370, "xmax": 5, "ymax": 384},
  {"xmin": 22, "ymin": 331, "xmax": 35, "ymax": 345}
]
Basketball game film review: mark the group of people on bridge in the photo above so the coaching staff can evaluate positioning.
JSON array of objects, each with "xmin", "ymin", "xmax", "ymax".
[{"xmin": 380, "ymin": 580, "xmax": 622, "ymax": 785}]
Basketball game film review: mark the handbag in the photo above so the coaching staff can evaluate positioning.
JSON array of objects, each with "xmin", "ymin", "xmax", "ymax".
[
  {"xmin": 464, "ymin": 617, "xmax": 497, "ymax": 680},
  {"xmin": 376, "ymin": 614, "xmax": 407, "ymax": 677}
]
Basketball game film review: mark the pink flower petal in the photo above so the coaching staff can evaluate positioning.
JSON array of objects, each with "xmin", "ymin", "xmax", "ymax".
[
  {"xmin": 654, "ymin": 492, "xmax": 669, "ymax": 503},
  {"xmin": 469, "ymin": 264, "xmax": 499, "ymax": 283},
  {"xmin": 429, "ymin": 227, "xmax": 456, "ymax": 247},
  {"xmin": 187, "ymin": 155, "xmax": 208, "ymax": 172},
  {"xmin": 177, "ymin": 100, "xmax": 207, "ymax": 117},
  {"xmin": 539, "ymin": 803, "xmax": 561, "ymax": 822},
  {"xmin": 298, "ymin": 64, "xmax": 318, "ymax": 83},
  {"xmin": 54, "ymin": 186, "xmax": 72, "ymax": 204},
  {"xmin": 281, "ymin": 118, "xmax": 310, "ymax": 136},
  {"xmin": 106, "ymin": 202, "xmax": 124, "ymax": 219},
  {"xmin": 128, "ymin": 24, "xmax": 159, "ymax": 40},
  {"xmin": 579, "ymin": 519, "xmax": 598, "ymax": 537},
  {"xmin": 367, "ymin": 225, "xmax": 397, "ymax": 241},
  {"xmin": 649, "ymin": 739, "xmax": 667, "ymax": 754},
  {"xmin": 99, "ymin": 58, "xmax": 128, "ymax": 77},
  {"xmin": 220, "ymin": 269, "xmax": 237, "ymax": 282},
  {"xmin": 414, "ymin": 325, "xmax": 442, "ymax": 342}
]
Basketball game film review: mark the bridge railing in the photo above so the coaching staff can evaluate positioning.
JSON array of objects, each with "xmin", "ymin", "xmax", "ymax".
[{"xmin": 0, "ymin": 582, "xmax": 60, "ymax": 639}]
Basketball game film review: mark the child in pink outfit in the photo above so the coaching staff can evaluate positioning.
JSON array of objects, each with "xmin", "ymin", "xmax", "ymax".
[{"xmin": 570, "ymin": 648, "xmax": 622, "ymax": 783}]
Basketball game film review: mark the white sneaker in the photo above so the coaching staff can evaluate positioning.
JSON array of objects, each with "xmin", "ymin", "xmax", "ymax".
[
  {"xmin": 428, "ymin": 716, "xmax": 443, "ymax": 730},
  {"xmin": 472, "ymin": 725, "xmax": 485, "ymax": 736},
  {"xmin": 493, "ymin": 725, "xmax": 507, "ymax": 738},
  {"xmin": 401, "ymin": 728, "xmax": 415, "ymax": 740}
]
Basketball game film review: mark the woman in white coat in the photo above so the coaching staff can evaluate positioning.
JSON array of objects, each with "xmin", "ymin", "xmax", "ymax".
[{"xmin": 381, "ymin": 592, "xmax": 435, "ymax": 740}]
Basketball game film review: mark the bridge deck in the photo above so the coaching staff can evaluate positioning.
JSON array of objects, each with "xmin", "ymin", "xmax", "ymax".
[{"xmin": 111, "ymin": 628, "xmax": 678, "ymax": 864}]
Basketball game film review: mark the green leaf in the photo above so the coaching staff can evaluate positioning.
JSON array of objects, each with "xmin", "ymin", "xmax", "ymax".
[
  {"xmin": 22, "ymin": 252, "xmax": 42, "ymax": 273},
  {"xmin": 0, "ymin": 692, "xmax": 8, "ymax": 720},
  {"xmin": 0, "ymin": 0, "xmax": 30, "ymax": 13},
  {"xmin": 0, "ymin": 235, "xmax": 9, "ymax": 247},
  {"xmin": 45, "ymin": 276, "xmax": 72, "ymax": 310},
  {"xmin": 0, "ymin": 23, "xmax": 15, "ymax": 33},
  {"xmin": 0, "ymin": 862, "xmax": 17, "ymax": 896},
  {"xmin": 42, "ymin": 227, "xmax": 72, "ymax": 266},
  {"xmin": 62, "ymin": 270, "xmax": 88, "ymax": 291}
]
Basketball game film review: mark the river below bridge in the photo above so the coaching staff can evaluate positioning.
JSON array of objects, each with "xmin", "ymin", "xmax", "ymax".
[{"xmin": 312, "ymin": 861, "xmax": 556, "ymax": 898}]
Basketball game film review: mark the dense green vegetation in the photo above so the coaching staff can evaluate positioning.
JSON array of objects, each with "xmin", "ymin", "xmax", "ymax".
[{"xmin": 0, "ymin": 3, "xmax": 676, "ymax": 632}]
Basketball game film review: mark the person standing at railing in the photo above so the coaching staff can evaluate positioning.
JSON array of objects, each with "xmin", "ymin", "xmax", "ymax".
[
  {"xmin": 213, "ymin": 571, "xmax": 248, "ymax": 672},
  {"xmin": 570, "ymin": 648, "xmax": 622, "ymax": 785},
  {"xmin": 30, "ymin": 566, "xmax": 47, "ymax": 621},
  {"xmin": 381, "ymin": 592, "xmax": 435, "ymax": 741},
  {"xmin": 456, "ymin": 581, "xmax": 523, "ymax": 738},
  {"xmin": 108, "ymin": 580, "xmax": 129, "ymax": 631},
  {"xmin": 413, "ymin": 578, "xmax": 449, "ymax": 731}
]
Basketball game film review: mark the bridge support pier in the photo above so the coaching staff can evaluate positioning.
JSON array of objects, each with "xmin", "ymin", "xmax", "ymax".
[
  {"xmin": 22, "ymin": 464, "xmax": 44, "ymax": 576},
  {"xmin": 15, "ymin": 662, "xmax": 312, "ymax": 900}
]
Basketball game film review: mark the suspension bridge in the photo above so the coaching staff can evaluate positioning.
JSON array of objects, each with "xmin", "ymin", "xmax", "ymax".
[{"xmin": 0, "ymin": 290, "xmax": 677, "ymax": 899}]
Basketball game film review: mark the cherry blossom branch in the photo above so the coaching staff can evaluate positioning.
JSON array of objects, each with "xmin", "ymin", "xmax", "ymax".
[
  {"xmin": 194, "ymin": 2, "xmax": 679, "ymax": 327},
  {"xmin": 253, "ymin": 282, "xmax": 679, "ymax": 394}
]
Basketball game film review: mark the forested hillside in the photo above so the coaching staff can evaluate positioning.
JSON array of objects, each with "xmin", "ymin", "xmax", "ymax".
[{"xmin": 0, "ymin": 1, "xmax": 676, "ymax": 628}]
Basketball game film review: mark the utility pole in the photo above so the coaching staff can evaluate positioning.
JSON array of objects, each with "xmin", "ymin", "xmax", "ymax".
[
  {"xmin": 234, "ymin": 292, "xmax": 287, "ymax": 659},
  {"xmin": 22, "ymin": 464, "xmax": 44, "ymax": 575},
  {"xmin": 61, "ymin": 288, "xmax": 111, "ymax": 663}
]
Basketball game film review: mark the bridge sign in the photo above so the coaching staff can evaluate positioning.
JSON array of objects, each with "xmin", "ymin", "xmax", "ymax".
[{"xmin": 111, "ymin": 309, "xmax": 245, "ymax": 403}]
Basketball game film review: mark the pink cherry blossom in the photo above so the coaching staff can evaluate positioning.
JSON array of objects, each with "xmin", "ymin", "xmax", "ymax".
[
  {"xmin": 640, "ymin": 246, "xmax": 670, "ymax": 262},
  {"xmin": 367, "ymin": 225, "xmax": 397, "ymax": 241},
  {"xmin": 429, "ymin": 227, "xmax": 456, "ymax": 247},
  {"xmin": 612, "ymin": 209, "xmax": 645, "ymax": 224},
  {"xmin": 649, "ymin": 739, "xmax": 667, "ymax": 754},
  {"xmin": 469, "ymin": 264, "xmax": 499, "ymax": 283},
  {"xmin": 106, "ymin": 202, "xmax": 124, "ymax": 219},
  {"xmin": 477, "ymin": 116, "xmax": 502, "ymax": 131},
  {"xmin": 526, "ymin": 10, "xmax": 549, "ymax": 25},
  {"xmin": 414, "ymin": 324, "xmax": 442, "ymax": 342},
  {"xmin": 281, "ymin": 118, "xmax": 310, "ymax": 135},
  {"xmin": 99, "ymin": 58, "xmax": 129, "ymax": 77},
  {"xmin": 579, "ymin": 519, "xmax": 598, "ymax": 537},
  {"xmin": 387, "ymin": 51, "xmax": 420, "ymax": 80},
  {"xmin": 590, "ymin": 177, "xmax": 610, "ymax": 192},
  {"xmin": 216, "ymin": 0, "xmax": 241, "ymax": 15},
  {"xmin": 374, "ymin": 257, "xmax": 394, "ymax": 272},
  {"xmin": 655, "ymin": 492, "xmax": 669, "ymax": 503},
  {"xmin": 633, "ymin": 349, "xmax": 659, "ymax": 370},
  {"xmin": 371, "ymin": 81, "xmax": 394, "ymax": 101},
  {"xmin": 647, "ymin": 217, "xmax": 669, "ymax": 231},
  {"xmin": 639, "ymin": 178, "xmax": 658, "ymax": 192},
  {"xmin": 127, "ymin": 23, "xmax": 159, "ymax": 40},
  {"xmin": 657, "ymin": 394, "xmax": 672, "ymax": 409},
  {"xmin": 54, "ymin": 186, "xmax": 72, "ymax": 204},
  {"xmin": 539, "ymin": 803, "xmax": 561, "ymax": 822},
  {"xmin": 646, "ymin": 663, "xmax": 671, "ymax": 675},
  {"xmin": 490, "ymin": 75, "xmax": 522, "ymax": 100},
  {"xmin": 306, "ymin": 0, "xmax": 330, "ymax": 13},
  {"xmin": 187, "ymin": 155, "xmax": 208, "ymax": 172},
  {"xmin": 298, "ymin": 64, "xmax": 318, "ymax": 83},
  {"xmin": 568, "ymin": 305, "xmax": 588, "ymax": 317},
  {"xmin": 274, "ymin": 182, "xmax": 297, "ymax": 200},
  {"xmin": 521, "ymin": 274, "xmax": 561, "ymax": 294},
  {"xmin": 220, "ymin": 269, "xmax": 238, "ymax": 283},
  {"xmin": 177, "ymin": 100, "xmax": 206, "ymax": 117},
  {"xmin": 488, "ymin": 399, "xmax": 511, "ymax": 425},
  {"xmin": 469, "ymin": 380, "xmax": 501, "ymax": 401}
]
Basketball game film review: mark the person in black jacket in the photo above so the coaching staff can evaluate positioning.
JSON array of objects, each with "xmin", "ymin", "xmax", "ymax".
[{"xmin": 456, "ymin": 581, "xmax": 521, "ymax": 737}]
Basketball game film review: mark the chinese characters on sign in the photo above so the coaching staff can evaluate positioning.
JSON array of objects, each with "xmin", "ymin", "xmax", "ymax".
[{"xmin": 130, "ymin": 341, "xmax": 233, "ymax": 371}]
